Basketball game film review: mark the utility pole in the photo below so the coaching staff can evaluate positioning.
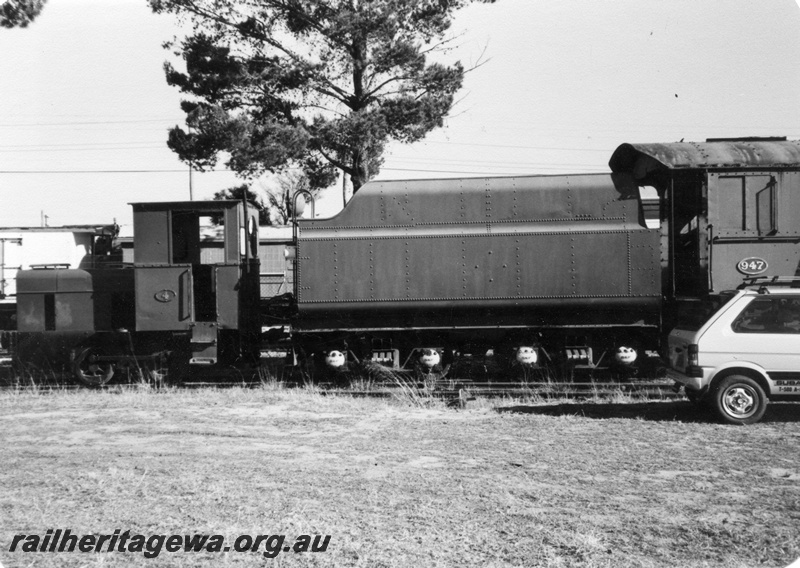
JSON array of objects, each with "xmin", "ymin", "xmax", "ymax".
[{"xmin": 188, "ymin": 124, "xmax": 194, "ymax": 200}]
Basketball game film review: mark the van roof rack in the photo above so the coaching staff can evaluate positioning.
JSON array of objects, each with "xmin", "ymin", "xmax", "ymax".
[{"xmin": 740, "ymin": 276, "xmax": 800, "ymax": 292}]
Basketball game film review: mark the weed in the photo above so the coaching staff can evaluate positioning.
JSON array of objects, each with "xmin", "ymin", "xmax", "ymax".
[
  {"xmin": 383, "ymin": 369, "xmax": 445, "ymax": 408},
  {"xmin": 2, "ymin": 387, "xmax": 798, "ymax": 568},
  {"xmin": 255, "ymin": 359, "xmax": 284, "ymax": 388}
]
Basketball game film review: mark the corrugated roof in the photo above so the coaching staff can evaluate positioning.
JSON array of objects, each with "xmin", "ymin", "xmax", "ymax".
[{"xmin": 609, "ymin": 139, "xmax": 800, "ymax": 175}]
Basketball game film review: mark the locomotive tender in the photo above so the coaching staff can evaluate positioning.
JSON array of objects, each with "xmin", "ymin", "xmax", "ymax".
[
  {"xmin": 288, "ymin": 172, "xmax": 662, "ymax": 372},
  {"xmin": 9, "ymin": 138, "xmax": 800, "ymax": 383},
  {"xmin": 281, "ymin": 138, "xmax": 800, "ymax": 375}
]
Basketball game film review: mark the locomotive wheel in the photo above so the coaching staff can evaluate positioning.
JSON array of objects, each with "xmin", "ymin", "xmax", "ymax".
[
  {"xmin": 141, "ymin": 360, "xmax": 169, "ymax": 387},
  {"xmin": 130, "ymin": 351, "xmax": 189, "ymax": 387},
  {"xmin": 72, "ymin": 347, "xmax": 115, "ymax": 387},
  {"xmin": 155, "ymin": 353, "xmax": 189, "ymax": 386}
]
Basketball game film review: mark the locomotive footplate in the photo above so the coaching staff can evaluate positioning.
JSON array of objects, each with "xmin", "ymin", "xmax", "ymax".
[{"xmin": 190, "ymin": 322, "xmax": 218, "ymax": 365}]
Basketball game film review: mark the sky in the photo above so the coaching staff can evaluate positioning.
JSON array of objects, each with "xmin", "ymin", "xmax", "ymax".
[{"xmin": 1, "ymin": 0, "xmax": 800, "ymax": 234}]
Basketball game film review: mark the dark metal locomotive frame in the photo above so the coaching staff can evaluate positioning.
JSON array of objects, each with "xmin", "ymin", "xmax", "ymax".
[
  {"xmin": 4, "ymin": 137, "xmax": 800, "ymax": 384},
  {"xmin": 288, "ymin": 172, "xmax": 661, "ymax": 375},
  {"xmin": 11, "ymin": 200, "xmax": 262, "ymax": 384},
  {"xmin": 284, "ymin": 137, "xmax": 800, "ymax": 378}
]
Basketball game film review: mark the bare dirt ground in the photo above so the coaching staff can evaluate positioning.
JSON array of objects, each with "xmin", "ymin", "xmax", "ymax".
[{"xmin": 0, "ymin": 387, "xmax": 798, "ymax": 567}]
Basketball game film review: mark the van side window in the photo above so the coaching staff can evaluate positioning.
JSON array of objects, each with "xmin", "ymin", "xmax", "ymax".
[{"xmin": 732, "ymin": 297, "xmax": 800, "ymax": 333}]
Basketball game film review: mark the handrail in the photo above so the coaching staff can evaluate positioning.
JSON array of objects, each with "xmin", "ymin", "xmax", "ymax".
[{"xmin": 291, "ymin": 189, "xmax": 315, "ymax": 243}]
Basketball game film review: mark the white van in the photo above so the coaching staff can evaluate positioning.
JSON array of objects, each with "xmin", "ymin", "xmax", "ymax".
[{"xmin": 668, "ymin": 279, "xmax": 800, "ymax": 425}]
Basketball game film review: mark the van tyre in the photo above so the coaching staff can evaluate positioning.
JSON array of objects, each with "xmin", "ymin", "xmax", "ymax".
[{"xmin": 713, "ymin": 375, "xmax": 767, "ymax": 425}]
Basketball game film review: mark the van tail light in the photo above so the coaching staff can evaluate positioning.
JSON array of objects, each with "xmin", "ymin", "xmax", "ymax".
[
  {"xmin": 686, "ymin": 344, "xmax": 703, "ymax": 377},
  {"xmin": 687, "ymin": 344, "xmax": 699, "ymax": 366}
]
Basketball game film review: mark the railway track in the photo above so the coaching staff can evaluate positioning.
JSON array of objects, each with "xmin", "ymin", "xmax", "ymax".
[
  {"xmin": 0, "ymin": 370, "xmax": 684, "ymax": 402},
  {"xmin": 0, "ymin": 349, "xmax": 683, "ymax": 401}
]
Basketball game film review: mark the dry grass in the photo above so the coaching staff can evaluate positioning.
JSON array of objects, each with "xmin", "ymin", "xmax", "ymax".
[{"xmin": 1, "ymin": 386, "xmax": 799, "ymax": 567}]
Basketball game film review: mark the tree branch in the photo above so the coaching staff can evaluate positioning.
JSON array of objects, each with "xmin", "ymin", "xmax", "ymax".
[
  {"xmin": 314, "ymin": 146, "xmax": 351, "ymax": 175},
  {"xmin": 363, "ymin": 75, "xmax": 408, "ymax": 100}
]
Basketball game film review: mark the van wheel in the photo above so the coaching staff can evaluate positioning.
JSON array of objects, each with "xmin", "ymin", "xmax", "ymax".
[{"xmin": 713, "ymin": 375, "xmax": 767, "ymax": 425}]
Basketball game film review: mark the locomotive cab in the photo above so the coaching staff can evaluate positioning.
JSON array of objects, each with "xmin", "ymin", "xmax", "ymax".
[
  {"xmin": 610, "ymin": 138, "xmax": 800, "ymax": 332},
  {"xmin": 12, "ymin": 200, "xmax": 261, "ymax": 384},
  {"xmin": 132, "ymin": 200, "xmax": 261, "ymax": 368}
]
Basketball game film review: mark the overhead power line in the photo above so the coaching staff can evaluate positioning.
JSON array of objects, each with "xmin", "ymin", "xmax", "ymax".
[
  {"xmin": 0, "ymin": 169, "xmax": 210, "ymax": 174},
  {"xmin": 0, "ymin": 118, "xmax": 179, "ymax": 127},
  {"xmin": 0, "ymin": 165, "xmax": 603, "ymax": 176},
  {"xmin": 420, "ymin": 140, "xmax": 609, "ymax": 152},
  {"xmin": 0, "ymin": 141, "xmax": 166, "ymax": 149},
  {"xmin": 0, "ymin": 145, "xmax": 167, "ymax": 153},
  {"xmin": 381, "ymin": 166, "xmax": 599, "ymax": 175},
  {"xmin": 388, "ymin": 156, "xmax": 603, "ymax": 169}
]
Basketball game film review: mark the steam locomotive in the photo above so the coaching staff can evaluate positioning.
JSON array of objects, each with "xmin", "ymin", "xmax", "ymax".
[{"xmin": 7, "ymin": 138, "xmax": 800, "ymax": 384}]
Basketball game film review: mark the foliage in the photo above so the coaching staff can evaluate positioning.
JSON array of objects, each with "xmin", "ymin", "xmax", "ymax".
[
  {"xmin": 263, "ymin": 168, "xmax": 316, "ymax": 225},
  {"xmin": 0, "ymin": 0, "xmax": 47, "ymax": 28},
  {"xmin": 150, "ymin": 0, "xmax": 495, "ymax": 193},
  {"xmin": 212, "ymin": 183, "xmax": 271, "ymax": 225}
]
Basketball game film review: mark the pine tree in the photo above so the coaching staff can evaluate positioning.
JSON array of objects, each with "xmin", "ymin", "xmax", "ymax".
[{"xmin": 150, "ymin": 0, "xmax": 495, "ymax": 194}]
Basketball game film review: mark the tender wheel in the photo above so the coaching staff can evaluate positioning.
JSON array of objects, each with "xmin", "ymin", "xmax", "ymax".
[
  {"xmin": 510, "ymin": 363, "xmax": 544, "ymax": 383},
  {"xmin": 713, "ymin": 375, "xmax": 767, "ymax": 425},
  {"xmin": 72, "ymin": 347, "xmax": 115, "ymax": 387},
  {"xmin": 326, "ymin": 365, "xmax": 353, "ymax": 387},
  {"xmin": 414, "ymin": 363, "xmax": 450, "ymax": 387}
]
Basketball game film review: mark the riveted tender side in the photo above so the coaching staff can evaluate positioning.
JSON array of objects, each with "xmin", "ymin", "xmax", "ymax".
[{"xmin": 290, "ymin": 173, "xmax": 662, "ymax": 374}]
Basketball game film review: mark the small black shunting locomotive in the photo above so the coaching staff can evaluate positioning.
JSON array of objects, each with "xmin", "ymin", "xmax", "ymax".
[{"xmin": 12, "ymin": 200, "xmax": 261, "ymax": 384}]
